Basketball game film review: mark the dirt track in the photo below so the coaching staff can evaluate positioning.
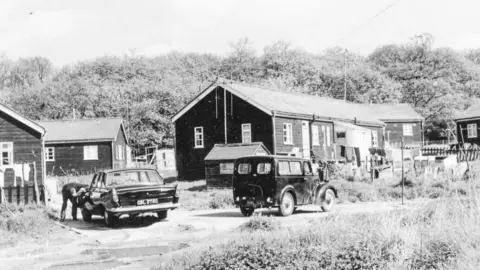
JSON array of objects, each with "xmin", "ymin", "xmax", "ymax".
[{"xmin": 1, "ymin": 199, "xmax": 429, "ymax": 270}]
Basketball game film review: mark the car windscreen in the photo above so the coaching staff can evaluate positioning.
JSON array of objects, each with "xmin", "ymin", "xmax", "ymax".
[{"xmin": 106, "ymin": 171, "xmax": 164, "ymax": 186}]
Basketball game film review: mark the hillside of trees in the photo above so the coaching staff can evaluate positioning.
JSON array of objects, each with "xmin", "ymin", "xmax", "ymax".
[{"xmin": 1, "ymin": 33, "xmax": 480, "ymax": 150}]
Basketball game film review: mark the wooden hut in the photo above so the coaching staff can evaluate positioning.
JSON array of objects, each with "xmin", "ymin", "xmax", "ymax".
[{"xmin": 204, "ymin": 142, "xmax": 270, "ymax": 188}]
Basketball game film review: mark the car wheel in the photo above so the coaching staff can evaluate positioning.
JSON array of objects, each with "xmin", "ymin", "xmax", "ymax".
[
  {"xmin": 157, "ymin": 211, "xmax": 168, "ymax": 220},
  {"xmin": 104, "ymin": 209, "xmax": 117, "ymax": 227},
  {"xmin": 279, "ymin": 192, "xmax": 295, "ymax": 217},
  {"xmin": 321, "ymin": 189, "xmax": 335, "ymax": 212},
  {"xmin": 240, "ymin": 207, "xmax": 254, "ymax": 217},
  {"xmin": 82, "ymin": 208, "xmax": 92, "ymax": 222}
]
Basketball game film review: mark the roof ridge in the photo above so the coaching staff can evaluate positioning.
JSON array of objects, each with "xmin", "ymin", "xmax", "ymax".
[{"xmin": 38, "ymin": 117, "xmax": 123, "ymax": 122}]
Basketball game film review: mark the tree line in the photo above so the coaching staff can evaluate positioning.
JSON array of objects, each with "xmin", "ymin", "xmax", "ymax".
[{"xmin": 1, "ymin": 33, "xmax": 479, "ymax": 150}]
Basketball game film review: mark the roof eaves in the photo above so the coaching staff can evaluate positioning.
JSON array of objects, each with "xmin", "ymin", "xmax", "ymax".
[
  {"xmin": 171, "ymin": 81, "xmax": 219, "ymax": 122},
  {"xmin": 45, "ymin": 138, "xmax": 115, "ymax": 144},
  {"xmin": 0, "ymin": 103, "xmax": 46, "ymax": 135}
]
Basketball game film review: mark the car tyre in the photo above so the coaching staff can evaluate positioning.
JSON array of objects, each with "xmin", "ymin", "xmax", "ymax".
[
  {"xmin": 321, "ymin": 189, "xmax": 335, "ymax": 212},
  {"xmin": 240, "ymin": 207, "xmax": 254, "ymax": 217},
  {"xmin": 279, "ymin": 192, "xmax": 295, "ymax": 217},
  {"xmin": 82, "ymin": 208, "xmax": 92, "ymax": 222},
  {"xmin": 157, "ymin": 211, "xmax": 168, "ymax": 220},
  {"xmin": 104, "ymin": 209, "xmax": 117, "ymax": 228}
]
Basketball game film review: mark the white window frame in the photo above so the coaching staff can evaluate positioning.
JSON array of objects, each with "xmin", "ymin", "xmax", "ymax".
[
  {"xmin": 372, "ymin": 131, "xmax": 378, "ymax": 147},
  {"xmin": 83, "ymin": 145, "xmax": 98, "ymax": 160},
  {"xmin": 116, "ymin": 145, "xmax": 124, "ymax": 160},
  {"xmin": 403, "ymin": 124, "xmax": 413, "ymax": 136},
  {"xmin": 322, "ymin": 126, "xmax": 327, "ymax": 146},
  {"xmin": 326, "ymin": 126, "xmax": 331, "ymax": 146},
  {"xmin": 220, "ymin": 162, "xmax": 234, "ymax": 174},
  {"xmin": 194, "ymin": 127, "xmax": 204, "ymax": 148},
  {"xmin": 242, "ymin": 123, "xmax": 252, "ymax": 143},
  {"xmin": 467, "ymin": 124, "xmax": 477, "ymax": 138},
  {"xmin": 45, "ymin": 147, "xmax": 55, "ymax": 161},
  {"xmin": 283, "ymin": 123, "xmax": 293, "ymax": 145},
  {"xmin": 0, "ymin": 142, "xmax": 13, "ymax": 165},
  {"xmin": 312, "ymin": 126, "xmax": 319, "ymax": 146}
]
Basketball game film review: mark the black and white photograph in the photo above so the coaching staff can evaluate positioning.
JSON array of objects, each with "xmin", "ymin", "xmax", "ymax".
[{"xmin": 1, "ymin": 0, "xmax": 480, "ymax": 269}]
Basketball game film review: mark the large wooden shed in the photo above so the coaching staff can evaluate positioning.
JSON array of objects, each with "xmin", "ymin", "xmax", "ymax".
[{"xmin": 204, "ymin": 142, "xmax": 270, "ymax": 188}]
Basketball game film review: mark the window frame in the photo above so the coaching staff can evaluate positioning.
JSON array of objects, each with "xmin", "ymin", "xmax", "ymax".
[
  {"xmin": 372, "ymin": 130, "xmax": 378, "ymax": 147},
  {"xmin": 403, "ymin": 124, "xmax": 413, "ymax": 136},
  {"xmin": 83, "ymin": 145, "xmax": 99, "ymax": 161},
  {"xmin": 241, "ymin": 123, "xmax": 252, "ymax": 143},
  {"xmin": 220, "ymin": 162, "xmax": 234, "ymax": 175},
  {"xmin": 45, "ymin": 147, "xmax": 55, "ymax": 161},
  {"xmin": 312, "ymin": 125, "xmax": 320, "ymax": 146},
  {"xmin": 326, "ymin": 126, "xmax": 331, "ymax": 146},
  {"xmin": 194, "ymin": 126, "xmax": 204, "ymax": 148},
  {"xmin": 116, "ymin": 145, "xmax": 124, "ymax": 160},
  {"xmin": 322, "ymin": 126, "xmax": 326, "ymax": 146},
  {"xmin": 467, "ymin": 124, "xmax": 478, "ymax": 138},
  {"xmin": 0, "ymin": 142, "xmax": 13, "ymax": 165},
  {"xmin": 283, "ymin": 123, "xmax": 293, "ymax": 145}
]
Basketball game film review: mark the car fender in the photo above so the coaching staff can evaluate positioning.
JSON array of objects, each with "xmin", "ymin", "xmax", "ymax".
[
  {"xmin": 315, "ymin": 184, "xmax": 338, "ymax": 201},
  {"xmin": 279, "ymin": 185, "xmax": 297, "ymax": 205}
]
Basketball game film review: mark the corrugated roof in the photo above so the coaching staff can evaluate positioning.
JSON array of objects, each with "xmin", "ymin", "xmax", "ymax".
[
  {"xmin": 38, "ymin": 118, "xmax": 124, "ymax": 143},
  {"xmin": 223, "ymin": 83, "xmax": 384, "ymax": 126},
  {"xmin": 204, "ymin": 142, "xmax": 270, "ymax": 161},
  {"xmin": 366, "ymin": 103, "xmax": 423, "ymax": 122},
  {"xmin": 455, "ymin": 102, "xmax": 480, "ymax": 120}
]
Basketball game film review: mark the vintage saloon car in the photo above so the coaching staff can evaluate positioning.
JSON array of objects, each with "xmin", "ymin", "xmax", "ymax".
[
  {"xmin": 81, "ymin": 168, "xmax": 180, "ymax": 227},
  {"xmin": 233, "ymin": 155, "xmax": 338, "ymax": 217}
]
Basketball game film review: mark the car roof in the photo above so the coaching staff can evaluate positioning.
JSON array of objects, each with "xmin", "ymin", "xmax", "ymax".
[
  {"xmin": 235, "ymin": 155, "xmax": 310, "ymax": 161},
  {"xmin": 97, "ymin": 168, "xmax": 159, "ymax": 174}
]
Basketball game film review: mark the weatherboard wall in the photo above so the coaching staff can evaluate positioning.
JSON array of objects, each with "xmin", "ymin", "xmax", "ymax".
[
  {"xmin": 383, "ymin": 121, "xmax": 423, "ymax": 146},
  {"xmin": 112, "ymin": 127, "xmax": 128, "ymax": 169},
  {"xmin": 174, "ymin": 86, "xmax": 273, "ymax": 181},
  {"xmin": 45, "ymin": 141, "xmax": 112, "ymax": 176},
  {"xmin": 456, "ymin": 119, "xmax": 480, "ymax": 145},
  {"xmin": 0, "ymin": 110, "xmax": 44, "ymax": 186}
]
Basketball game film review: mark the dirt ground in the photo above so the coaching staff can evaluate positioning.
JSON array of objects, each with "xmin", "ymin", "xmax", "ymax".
[{"xmin": 0, "ymin": 196, "xmax": 429, "ymax": 270}]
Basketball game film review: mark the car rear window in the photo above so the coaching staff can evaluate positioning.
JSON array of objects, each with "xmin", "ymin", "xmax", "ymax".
[
  {"xmin": 238, "ymin": 163, "xmax": 251, "ymax": 174},
  {"xmin": 257, "ymin": 163, "xmax": 272, "ymax": 174}
]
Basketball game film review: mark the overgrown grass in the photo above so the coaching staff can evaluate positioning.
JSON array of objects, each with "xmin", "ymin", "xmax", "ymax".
[
  {"xmin": 0, "ymin": 203, "xmax": 59, "ymax": 247},
  {"xmin": 177, "ymin": 180, "xmax": 234, "ymax": 210},
  {"xmin": 155, "ymin": 193, "xmax": 480, "ymax": 270}
]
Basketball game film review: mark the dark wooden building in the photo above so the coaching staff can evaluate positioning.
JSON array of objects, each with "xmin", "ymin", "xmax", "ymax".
[
  {"xmin": 204, "ymin": 142, "xmax": 270, "ymax": 187},
  {"xmin": 455, "ymin": 103, "xmax": 480, "ymax": 145},
  {"xmin": 172, "ymin": 80, "xmax": 386, "ymax": 181},
  {"xmin": 367, "ymin": 104, "xmax": 424, "ymax": 148},
  {"xmin": 37, "ymin": 118, "xmax": 129, "ymax": 176},
  {"xmin": 0, "ymin": 103, "xmax": 47, "ymax": 203}
]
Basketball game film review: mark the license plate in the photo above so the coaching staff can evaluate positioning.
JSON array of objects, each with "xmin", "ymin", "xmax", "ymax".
[{"xmin": 137, "ymin": 198, "xmax": 159, "ymax": 206}]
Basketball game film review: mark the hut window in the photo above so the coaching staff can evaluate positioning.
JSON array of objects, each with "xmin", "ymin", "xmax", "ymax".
[
  {"xmin": 372, "ymin": 131, "xmax": 378, "ymax": 147},
  {"xmin": 237, "ymin": 163, "xmax": 251, "ymax": 174},
  {"xmin": 220, "ymin": 163, "xmax": 234, "ymax": 174},
  {"xmin": 337, "ymin": 132, "xmax": 346, "ymax": 138},
  {"xmin": 326, "ymin": 126, "xmax": 331, "ymax": 146},
  {"xmin": 45, "ymin": 147, "xmax": 55, "ymax": 161},
  {"xmin": 0, "ymin": 142, "xmax": 13, "ymax": 165},
  {"xmin": 194, "ymin": 127, "xmax": 204, "ymax": 148},
  {"xmin": 257, "ymin": 163, "xmax": 272, "ymax": 174},
  {"xmin": 403, "ymin": 124, "xmax": 413, "ymax": 136},
  {"xmin": 467, "ymin": 124, "xmax": 477, "ymax": 138},
  {"xmin": 84, "ymin": 145, "xmax": 98, "ymax": 160},
  {"xmin": 312, "ymin": 126, "xmax": 319, "ymax": 146},
  {"xmin": 283, "ymin": 123, "xmax": 293, "ymax": 144},
  {"xmin": 116, "ymin": 145, "xmax": 124, "ymax": 160},
  {"xmin": 322, "ymin": 126, "xmax": 326, "ymax": 146},
  {"xmin": 242, "ymin": 124, "xmax": 252, "ymax": 143}
]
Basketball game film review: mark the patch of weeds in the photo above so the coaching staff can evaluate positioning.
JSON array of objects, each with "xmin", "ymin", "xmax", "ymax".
[
  {"xmin": 208, "ymin": 192, "xmax": 234, "ymax": 209},
  {"xmin": 239, "ymin": 215, "xmax": 280, "ymax": 232},
  {"xmin": 408, "ymin": 238, "xmax": 459, "ymax": 269}
]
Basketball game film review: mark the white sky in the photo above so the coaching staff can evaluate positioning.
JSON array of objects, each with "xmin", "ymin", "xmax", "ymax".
[{"xmin": 1, "ymin": 0, "xmax": 480, "ymax": 66}]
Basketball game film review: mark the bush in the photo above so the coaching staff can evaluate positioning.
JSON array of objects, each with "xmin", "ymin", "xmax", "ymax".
[
  {"xmin": 208, "ymin": 192, "xmax": 234, "ymax": 209},
  {"xmin": 408, "ymin": 238, "xmax": 459, "ymax": 269},
  {"xmin": 239, "ymin": 215, "xmax": 280, "ymax": 232}
]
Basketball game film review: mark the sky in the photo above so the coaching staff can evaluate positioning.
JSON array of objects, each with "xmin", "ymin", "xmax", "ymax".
[{"xmin": 1, "ymin": 0, "xmax": 480, "ymax": 67}]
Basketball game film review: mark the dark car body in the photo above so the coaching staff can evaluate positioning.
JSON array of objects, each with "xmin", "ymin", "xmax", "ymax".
[
  {"xmin": 232, "ymin": 155, "xmax": 337, "ymax": 216},
  {"xmin": 81, "ymin": 168, "xmax": 180, "ymax": 227}
]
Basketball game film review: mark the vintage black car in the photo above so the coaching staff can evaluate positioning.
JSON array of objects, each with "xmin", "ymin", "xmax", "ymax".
[
  {"xmin": 233, "ymin": 155, "xmax": 337, "ymax": 217},
  {"xmin": 81, "ymin": 168, "xmax": 180, "ymax": 227}
]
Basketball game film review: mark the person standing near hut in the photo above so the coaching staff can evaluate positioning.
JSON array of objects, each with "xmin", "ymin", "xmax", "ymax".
[{"xmin": 60, "ymin": 182, "xmax": 88, "ymax": 221}]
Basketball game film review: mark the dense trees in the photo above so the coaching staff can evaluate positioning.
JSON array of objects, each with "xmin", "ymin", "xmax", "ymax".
[{"xmin": 1, "ymin": 34, "xmax": 480, "ymax": 149}]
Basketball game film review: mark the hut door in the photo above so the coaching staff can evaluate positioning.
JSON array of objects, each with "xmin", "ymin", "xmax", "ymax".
[{"xmin": 302, "ymin": 121, "xmax": 311, "ymax": 159}]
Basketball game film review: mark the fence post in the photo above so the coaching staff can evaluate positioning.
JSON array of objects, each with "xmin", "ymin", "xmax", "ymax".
[{"xmin": 33, "ymin": 162, "xmax": 40, "ymax": 203}]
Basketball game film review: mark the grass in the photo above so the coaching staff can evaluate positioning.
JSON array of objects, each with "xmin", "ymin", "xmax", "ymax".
[
  {"xmin": 0, "ymin": 203, "xmax": 59, "ymax": 247},
  {"xmin": 176, "ymin": 180, "xmax": 234, "ymax": 211},
  {"xmin": 155, "ymin": 192, "xmax": 480, "ymax": 270}
]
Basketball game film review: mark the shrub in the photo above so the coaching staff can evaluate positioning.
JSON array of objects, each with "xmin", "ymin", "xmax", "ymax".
[
  {"xmin": 208, "ymin": 191, "xmax": 234, "ymax": 209},
  {"xmin": 408, "ymin": 238, "xmax": 459, "ymax": 269},
  {"xmin": 239, "ymin": 215, "xmax": 280, "ymax": 232}
]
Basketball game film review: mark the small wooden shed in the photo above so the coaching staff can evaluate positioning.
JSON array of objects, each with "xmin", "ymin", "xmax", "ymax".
[{"xmin": 204, "ymin": 142, "xmax": 270, "ymax": 188}]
